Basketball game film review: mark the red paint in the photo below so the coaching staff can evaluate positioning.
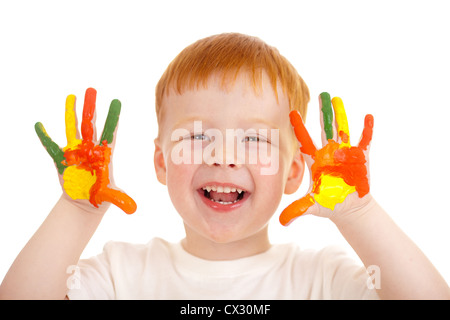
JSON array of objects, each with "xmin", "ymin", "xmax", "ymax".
[
  {"xmin": 339, "ymin": 131, "xmax": 349, "ymax": 144},
  {"xmin": 62, "ymin": 87, "xmax": 137, "ymax": 214},
  {"xmin": 81, "ymin": 88, "xmax": 97, "ymax": 141},
  {"xmin": 280, "ymin": 110, "xmax": 374, "ymax": 226},
  {"xmin": 358, "ymin": 114, "xmax": 374, "ymax": 150},
  {"xmin": 311, "ymin": 141, "xmax": 369, "ymax": 198},
  {"xmin": 63, "ymin": 139, "xmax": 136, "ymax": 214}
]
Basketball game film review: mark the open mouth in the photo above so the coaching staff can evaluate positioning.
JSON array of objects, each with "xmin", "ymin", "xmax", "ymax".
[{"xmin": 199, "ymin": 185, "xmax": 247, "ymax": 205}]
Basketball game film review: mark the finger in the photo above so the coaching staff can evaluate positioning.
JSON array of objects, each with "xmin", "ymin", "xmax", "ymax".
[
  {"xmin": 289, "ymin": 110, "xmax": 317, "ymax": 156},
  {"xmin": 64, "ymin": 94, "xmax": 81, "ymax": 150},
  {"xmin": 91, "ymin": 187, "xmax": 137, "ymax": 214},
  {"xmin": 81, "ymin": 87, "xmax": 97, "ymax": 141},
  {"xmin": 279, "ymin": 194, "xmax": 315, "ymax": 226},
  {"xmin": 35, "ymin": 122, "xmax": 67, "ymax": 174},
  {"xmin": 319, "ymin": 92, "xmax": 335, "ymax": 145},
  {"xmin": 331, "ymin": 97, "xmax": 350, "ymax": 147},
  {"xmin": 358, "ymin": 114, "xmax": 374, "ymax": 151},
  {"xmin": 99, "ymin": 99, "xmax": 121, "ymax": 146}
]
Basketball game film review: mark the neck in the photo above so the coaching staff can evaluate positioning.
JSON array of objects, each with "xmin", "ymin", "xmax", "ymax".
[{"xmin": 181, "ymin": 225, "xmax": 271, "ymax": 260}]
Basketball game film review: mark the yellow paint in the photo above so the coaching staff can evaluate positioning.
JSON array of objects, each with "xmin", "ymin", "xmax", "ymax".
[
  {"xmin": 37, "ymin": 122, "xmax": 50, "ymax": 138},
  {"xmin": 331, "ymin": 97, "xmax": 351, "ymax": 148},
  {"xmin": 313, "ymin": 174, "xmax": 356, "ymax": 210},
  {"xmin": 63, "ymin": 94, "xmax": 82, "ymax": 151},
  {"xmin": 63, "ymin": 166, "xmax": 97, "ymax": 200}
]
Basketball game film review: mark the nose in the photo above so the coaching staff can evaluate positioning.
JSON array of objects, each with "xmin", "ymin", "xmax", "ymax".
[
  {"xmin": 213, "ymin": 162, "xmax": 238, "ymax": 168},
  {"xmin": 204, "ymin": 145, "xmax": 242, "ymax": 169}
]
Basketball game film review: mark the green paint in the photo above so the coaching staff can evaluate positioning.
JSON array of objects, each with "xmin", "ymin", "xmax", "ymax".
[
  {"xmin": 35, "ymin": 122, "xmax": 67, "ymax": 174},
  {"xmin": 320, "ymin": 92, "xmax": 333, "ymax": 140},
  {"xmin": 100, "ymin": 99, "xmax": 121, "ymax": 146}
]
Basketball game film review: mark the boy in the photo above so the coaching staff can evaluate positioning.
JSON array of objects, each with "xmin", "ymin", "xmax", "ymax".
[{"xmin": 0, "ymin": 33, "xmax": 448, "ymax": 299}]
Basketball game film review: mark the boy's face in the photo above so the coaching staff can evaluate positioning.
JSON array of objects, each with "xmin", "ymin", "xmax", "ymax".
[{"xmin": 155, "ymin": 72, "xmax": 303, "ymax": 245}]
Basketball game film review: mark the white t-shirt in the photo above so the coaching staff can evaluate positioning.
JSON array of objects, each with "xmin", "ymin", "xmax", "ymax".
[{"xmin": 67, "ymin": 237, "xmax": 379, "ymax": 300}]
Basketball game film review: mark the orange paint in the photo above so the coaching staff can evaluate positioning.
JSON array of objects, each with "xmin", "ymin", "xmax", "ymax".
[
  {"xmin": 279, "ymin": 194, "xmax": 315, "ymax": 226},
  {"xmin": 280, "ymin": 95, "xmax": 373, "ymax": 226},
  {"xmin": 36, "ymin": 87, "xmax": 137, "ymax": 214},
  {"xmin": 62, "ymin": 138, "xmax": 137, "ymax": 214},
  {"xmin": 289, "ymin": 110, "xmax": 316, "ymax": 156},
  {"xmin": 358, "ymin": 114, "xmax": 374, "ymax": 150},
  {"xmin": 81, "ymin": 88, "xmax": 96, "ymax": 141},
  {"xmin": 61, "ymin": 89, "xmax": 137, "ymax": 214},
  {"xmin": 310, "ymin": 140, "xmax": 369, "ymax": 198}
]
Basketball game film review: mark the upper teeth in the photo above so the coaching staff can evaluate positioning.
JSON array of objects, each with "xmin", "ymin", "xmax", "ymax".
[{"xmin": 202, "ymin": 186, "xmax": 243, "ymax": 193}]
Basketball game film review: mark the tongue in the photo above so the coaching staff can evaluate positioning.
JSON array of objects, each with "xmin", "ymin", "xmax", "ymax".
[{"xmin": 209, "ymin": 191, "xmax": 239, "ymax": 202}]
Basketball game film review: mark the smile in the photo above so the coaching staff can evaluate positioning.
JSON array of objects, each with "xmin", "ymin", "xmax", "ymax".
[
  {"xmin": 201, "ymin": 185, "xmax": 245, "ymax": 204},
  {"xmin": 197, "ymin": 184, "xmax": 249, "ymax": 210}
]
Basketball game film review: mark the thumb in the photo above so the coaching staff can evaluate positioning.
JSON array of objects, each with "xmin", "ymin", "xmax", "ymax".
[{"xmin": 279, "ymin": 194, "xmax": 316, "ymax": 226}]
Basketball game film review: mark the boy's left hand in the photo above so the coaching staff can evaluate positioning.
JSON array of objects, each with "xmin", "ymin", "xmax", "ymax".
[{"xmin": 280, "ymin": 92, "xmax": 374, "ymax": 226}]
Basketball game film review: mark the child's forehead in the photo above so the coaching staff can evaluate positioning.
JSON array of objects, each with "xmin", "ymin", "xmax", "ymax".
[
  {"xmin": 160, "ymin": 73, "xmax": 290, "ymax": 130},
  {"xmin": 165, "ymin": 71, "xmax": 287, "ymax": 105}
]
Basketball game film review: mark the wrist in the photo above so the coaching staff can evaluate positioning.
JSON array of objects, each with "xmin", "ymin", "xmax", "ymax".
[
  {"xmin": 330, "ymin": 194, "xmax": 379, "ymax": 228},
  {"xmin": 58, "ymin": 193, "xmax": 109, "ymax": 217}
]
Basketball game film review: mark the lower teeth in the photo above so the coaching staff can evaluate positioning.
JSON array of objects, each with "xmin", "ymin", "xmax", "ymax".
[
  {"xmin": 209, "ymin": 199, "xmax": 239, "ymax": 205},
  {"xmin": 203, "ymin": 189, "xmax": 244, "ymax": 205}
]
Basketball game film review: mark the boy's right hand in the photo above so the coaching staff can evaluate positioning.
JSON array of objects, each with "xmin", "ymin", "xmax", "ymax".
[{"xmin": 35, "ymin": 88, "xmax": 137, "ymax": 215}]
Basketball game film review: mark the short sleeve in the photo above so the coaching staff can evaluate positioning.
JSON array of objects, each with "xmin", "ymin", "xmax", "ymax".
[
  {"xmin": 66, "ymin": 241, "xmax": 116, "ymax": 300},
  {"xmin": 319, "ymin": 246, "xmax": 379, "ymax": 300}
]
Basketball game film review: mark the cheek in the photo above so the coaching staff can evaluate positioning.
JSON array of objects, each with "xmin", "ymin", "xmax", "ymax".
[
  {"xmin": 247, "ymin": 163, "xmax": 286, "ymax": 213},
  {"xmin": 247, "ymin": 146, "xmax": 295, "ymax": 212},
  {"xmin": 165, "ymin": 160, "xmax": 197, "ymax": 204},
  {"xmin": 244, "ymin": 142, "xmax": 281, "ymax": 176}
]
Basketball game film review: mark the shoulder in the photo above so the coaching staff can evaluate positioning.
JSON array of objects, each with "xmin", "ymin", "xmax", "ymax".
[
  {"xmin": 278, "ymin": 244, "xmax": 357, "ymax": 282},
  {"xmin": 280, "ymin": 244, "xmax": 377, "ymax": 299},
  {"xmin": 100, "ymin": 237, "xmax": 173, "ymax": 262},
  {"xmin": 279, "ymin": 243, "xmax": 350, "ymax": 267}
]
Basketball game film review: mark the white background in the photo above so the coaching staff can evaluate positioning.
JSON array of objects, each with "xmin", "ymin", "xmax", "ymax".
[{"xmin": 1, "ymin": 0, "xmax": 449, "ymax": 287}]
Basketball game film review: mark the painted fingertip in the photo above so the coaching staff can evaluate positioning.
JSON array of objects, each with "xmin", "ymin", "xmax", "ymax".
[
  {"xmin": 365, "ymin": 114, "xmax": 374, "ymax": 128},
  {"xmin": 110, "ymin": 99, "xmax": 122, "ymax": 112},
  {"xmin": 34, "ymin": 122, "xmax": 67, "ymax": 174},
  {"xmin": 35, "ymin": 122, "xmax": 50, "ymax": 141},
  {"xmin": 279, "ymin": 194, "xmax": 315, "ymax": 226},
  {"xmin": 100, "ymin": 99, "xmax": 122, "ymax": 145},
  {"xmin": 320, "ymin": 92, "xmax": 331, "ymax": 100},
  {"xmin": 331, "ymin": 96, "xmax": 350, "ymax": 145},
  {"xmin": 35, "ymin": 121, "xmax": 43, "ymax": 133},
  {"xmin": 85, "ymin": 87, "xmax": 97, "ymax": 95},
  {"xmin": 81, "ymin": 88, "xmax": 97, "ymax": 141},
  {"xmin": 84, "ymin": 88, "xmax": 97, "ymax": 112},
  {"xmin": 289, "ymin": 110, "xmax": 302, "ymax": 127},
  {"xmin": 358, "ymin": 114, "xmax": 374, "ymax": 151},
  {"xmin": 320, "ymin": 92, "xmax": 333, "ymax": 140}
]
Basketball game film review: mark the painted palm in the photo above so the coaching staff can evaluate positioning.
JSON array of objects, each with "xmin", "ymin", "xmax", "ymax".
[
  {"xmin": 280, "ymin": 92, "xmax": 374, "ymax": 226},
  {"xmin": 35, "ymin": 88, "xmax": 137, "ymax": 214}
]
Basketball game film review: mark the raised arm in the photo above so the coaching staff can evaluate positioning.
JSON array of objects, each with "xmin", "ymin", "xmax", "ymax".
[
  {"xmin": 281, "ymin": 92, "xmax": 449, "ymax": 299},
  {"xmin": 0, "ymin": 88, "xmax": 136, "ymax": 299}
]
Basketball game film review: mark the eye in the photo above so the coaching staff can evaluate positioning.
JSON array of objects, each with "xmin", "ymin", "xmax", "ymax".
[
  {"xmin": 243, "ymin": 135, "xmax": 269, "ymax": 143},
  {"xmin": 244, "ymin": 136, "xmax": 259, "ymax": 142},
  {"xmin": 189, "ymin": 133, "xmax": 210, "ymax": 141}
]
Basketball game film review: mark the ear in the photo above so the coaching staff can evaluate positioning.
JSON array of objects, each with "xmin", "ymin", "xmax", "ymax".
[
  {"xmin": 154, "ymin": 138, "xmax": 167, "ymax": 185},
  {"xmin": 284, "ymin": 149, "xmax": 305, "ymax": 194}
]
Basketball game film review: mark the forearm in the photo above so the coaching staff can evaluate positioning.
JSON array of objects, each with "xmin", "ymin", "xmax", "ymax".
[
  {"xmin": 332, "ymin": 196, "xmax": 450, "ymax": 299},
  {"xmin": 0, "ymin": 195, "xmax": 104, "ymax": 299}
]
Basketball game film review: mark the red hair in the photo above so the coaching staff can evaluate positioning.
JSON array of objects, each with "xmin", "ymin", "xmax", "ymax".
[{"xmin": 155, "ymin": 33, "xmax": 310, "ymax": 128}]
